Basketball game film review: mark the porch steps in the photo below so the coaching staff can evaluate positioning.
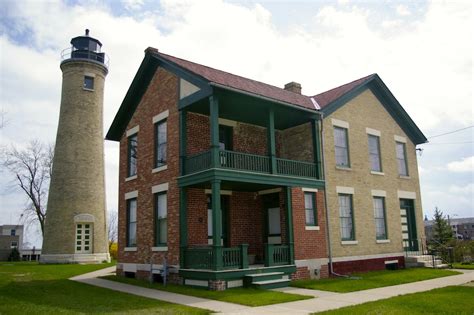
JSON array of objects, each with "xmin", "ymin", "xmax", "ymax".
[
  {"xmin": 244, "ymin": 272, "xmax": 290, "ymax": 289},
  {"xmin": 405, "ymin": 255, "xmax": 449, "ymax": 269}
]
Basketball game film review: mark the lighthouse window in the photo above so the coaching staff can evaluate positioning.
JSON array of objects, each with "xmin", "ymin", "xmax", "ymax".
[{"xmin": 84, "ymin": 76, "xmax": 94, "ymax": 90}]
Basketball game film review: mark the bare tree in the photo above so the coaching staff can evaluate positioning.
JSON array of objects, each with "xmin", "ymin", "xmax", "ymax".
[
  {"xmin": 2, "ymin": 140, "xmax": 54, "ymax": 235},
  {"xmin": 108, "ymin": 210, "xmax": 118, "ymax": 247}
]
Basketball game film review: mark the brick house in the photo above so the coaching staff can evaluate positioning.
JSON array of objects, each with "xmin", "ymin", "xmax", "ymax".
[{"xmin": 106, "ymin": 48, "xmax": 426, "ymax": 289}]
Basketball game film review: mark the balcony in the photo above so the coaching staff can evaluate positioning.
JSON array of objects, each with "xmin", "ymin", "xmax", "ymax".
[{"xmin": 185, "ymin": 150, "xmax": 318, "ymax": 178}]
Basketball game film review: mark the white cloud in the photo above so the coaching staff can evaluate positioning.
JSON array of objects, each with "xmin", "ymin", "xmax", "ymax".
[
  {"xmin": 122, "ymin": 0, "xmax": 145, "ymax": 11},
  {"xmin": 447, "ymin": 156, "xmax": 474, "ymax": 172},
  {"xmin": 396, "ymin": 4, "xmax": 411, "ymax": 16}
]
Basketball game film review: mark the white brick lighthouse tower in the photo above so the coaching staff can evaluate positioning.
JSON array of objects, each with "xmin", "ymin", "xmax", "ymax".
[{"xmin": 41, "ymin": 30, "xmax": 110, "ymax": 263}]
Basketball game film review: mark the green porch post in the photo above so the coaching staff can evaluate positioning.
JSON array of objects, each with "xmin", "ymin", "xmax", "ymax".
[
  {"xmin": 267, "ymin": 108, "xmax": 277, "ymax": 174},
  {"xmin": 211, "ymin": 179, "xmax": 223, "ymax": 270},
  {"xmin": 311, "ymin": 119, "xmax": 323, "ymax": 179},
  {"xmin": 179, "ymin": 110, "xmax": 187, "ymax": 176},
  {"xmin": 285, "ymin": 186, "xmax": 295, "ymax": 264},
  {"xmin": 210, "ymin": 96, "xmax": 220, "ymax": 168},
  {"xmin": 179, "ymin": 187, "xmax": 187, "ymax": 268}
]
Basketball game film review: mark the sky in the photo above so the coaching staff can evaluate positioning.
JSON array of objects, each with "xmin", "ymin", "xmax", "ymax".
[{"xmin": 0, "ymin": 0, "xmax": 473, "ymax": 247}]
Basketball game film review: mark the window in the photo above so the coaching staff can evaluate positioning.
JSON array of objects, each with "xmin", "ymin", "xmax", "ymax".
[
  {"xmin": 10, "ymin": 229, "xmax": 15, "ymax": 236},
  {"xmin": 11, "ymin": 241, "xmax": 18, "ymax": 249},
  {"xmin": 154, "ymin": 193, "xmax": 167, "ymax": 246},
  {"xmin": 368, "ymin": 135, "xmax": 382, "ymax": 172},
  {"xmin": 84, "ymin": 76, "xmax": 94, "ymax": 90},
  {"xmin": 373, "ymin": 197, "xmax": 388, "ymax": 239},
  {"xmin": 155, "ymin": 120, "xmax": 167, "ymax": 168},
  {"xmin": 126, "ymin": 198, "xmax": 137, "ymax": 247},
  {"xmin": 339, "ymin": 194, "xmax": 355, "ymax": 240},
  {"xmin": 334, "ymin": 127, "xmax": 350, "ymax": 167},
  {"xmin": 304, "ymin": 192, "xmax": 317, "ymax": 226},
  {"xmin": 396, "ymin": 142, "xmax": 408, "ymax": 176},
  {"xmin": 127, "ymin": 134, "xmax": 138, "ymax": 177}
]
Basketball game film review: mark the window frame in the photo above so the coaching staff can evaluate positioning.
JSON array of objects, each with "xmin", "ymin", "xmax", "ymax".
[
  {"xmin": 304, "ymin": 192, "xmax": 318, "ymax": 226},
  {"xmin": 396, "ymin": 141, "xmax": 409, "ymax": 176},
  {"xmin": 338, "ymin": 194, "xmax": 355, "ymax": 241},
  {"xmin": 154, "ymin": 119, "xmax": 167, "ymax": 168},
  {"xmin": 126, "ymin": 198, "xmax": 137, "ymax": 247},
  {"xmin": 334, "ymin": 126, "xmax": 350, "ymax": 167},
  {"xmin": 373, "ymin": 196, "xmax": 388, "ymax": 240},
  {"xmin": 10, "ymin": 229, "xmax": 15, "ymax": 236},
  {"xmin": 83, "ymin": 76, "xmax": 94, "ymax": 90},
  {"xmin": 368, "ymin": 134, "xmax": 382, "ymax": 172},
  {"xmin": 127, "ymin": 134, "xmax": 138, "ymax": 177},
  {"xmin": 154, "ymin": 192, "xmax": 168, "ymax": 246}
]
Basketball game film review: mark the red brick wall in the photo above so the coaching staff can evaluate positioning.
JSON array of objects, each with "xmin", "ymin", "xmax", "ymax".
[
  {"xmin": 332, "ymin": 256, "xmax": 405, "ymax": 275},
  {"xmin": 118, "ymin": 67, "xmax": 180, "ymax": 266},
  {"xmin": 292, "ymin": 188, "xmax": 328, "ymax": 260},
  {"xmin": 186, "ymin": 188, "xmax": 208, "ymax": 246}
]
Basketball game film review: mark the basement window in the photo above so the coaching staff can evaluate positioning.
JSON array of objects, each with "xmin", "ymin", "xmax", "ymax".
[{"xmin": 84, "ymin": 76, "xmax": 94, "ymax": 90}]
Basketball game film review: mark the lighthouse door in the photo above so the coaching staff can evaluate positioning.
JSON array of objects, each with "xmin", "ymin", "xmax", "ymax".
[{"xmin": 75, "ymin": 223, "xmax": 93, "ymax": 254}]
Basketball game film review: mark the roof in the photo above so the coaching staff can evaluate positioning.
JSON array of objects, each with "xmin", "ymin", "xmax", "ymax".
[{"xmin": 154, "ymin": 51, "xmax": 315, "ymax": 110}]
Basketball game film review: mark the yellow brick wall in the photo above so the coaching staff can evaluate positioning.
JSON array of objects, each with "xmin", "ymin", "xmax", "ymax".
[{"xmin": 322, "ymin": 89, "xmax": 425, "ymax": 258}]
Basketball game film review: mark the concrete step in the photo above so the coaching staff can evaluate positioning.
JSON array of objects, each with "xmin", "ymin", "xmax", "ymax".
[
  {"xmin": 244, "ymin": 272, "xmax": 285, "ymax": 286},
  {"xmin": 252, "ymin": 278, "xmax": 290, "ymax": 289}
]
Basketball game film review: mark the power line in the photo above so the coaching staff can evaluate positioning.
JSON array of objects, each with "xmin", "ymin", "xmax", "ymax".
[{"xmin": 427, "ymin": 125, "xmax": 474, "ymax": 139}]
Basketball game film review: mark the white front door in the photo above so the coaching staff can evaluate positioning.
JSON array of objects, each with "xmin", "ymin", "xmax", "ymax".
[{"xmin": 75, "ymin": 223, "xmax": 92, "ymax": 254}]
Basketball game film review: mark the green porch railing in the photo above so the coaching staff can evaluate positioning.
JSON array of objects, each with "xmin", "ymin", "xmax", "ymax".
[
  {"xmin": 219, "ymin": 150, "xmax": 270, "ymax": 173},
  {"xmin": 276, "ymin": 158, "xmax": 317, "ymax": 178},
  {"xmin": 185, "ymin": 151, "xmax": 212, "ymax": 174},
  {"xmin": 265, "ymin": 244, "xmax": 291, "ymax": 266},
  {"xmin": 183, "ymin": 244, "xmax": 248, "ymax": 270},
  {"xmin": 184, "ymin": 149, "xmax": 318, "ymax": 179}
]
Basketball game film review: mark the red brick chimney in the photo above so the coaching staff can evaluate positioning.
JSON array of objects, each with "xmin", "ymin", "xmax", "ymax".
[{"xmin": 284, "ymin": 81, "xmax": 302, "ymax": 94}]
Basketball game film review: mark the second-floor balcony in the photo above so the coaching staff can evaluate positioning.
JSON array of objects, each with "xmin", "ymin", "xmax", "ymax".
[{"xmin": 185, "ymin": 150, "xmax": 318, "ymax": 178}]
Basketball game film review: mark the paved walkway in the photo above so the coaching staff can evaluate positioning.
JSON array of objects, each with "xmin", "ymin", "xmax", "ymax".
[{"xmin": 70, "ymin": 268, "xmax": 474, "ymax": 314}]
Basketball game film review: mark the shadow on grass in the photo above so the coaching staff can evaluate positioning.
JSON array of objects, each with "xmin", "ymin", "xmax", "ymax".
[{"xmin": 0, "ymin": 279, "xmax": 208, "ymax": 314}]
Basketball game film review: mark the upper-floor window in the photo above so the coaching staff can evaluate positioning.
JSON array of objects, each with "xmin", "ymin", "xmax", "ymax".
[
  {"xmin": 84, "ymin": 76, "xmax": 94, "ymax": 90},
  {"xmin": 339, "ymin": 194, "xmax": 355, "ymax": 240},
  {"xmin": 126, "ymin": 198, "xmax": 137, "ymax": 247},
  {"xmin": 334, "ymin": 127, "xmax": 350, "ymax": 167},
  {"xmin": 11, "ymin": 241, "xmax": 18, "ymax": 249},
  {"xmin": 304, "ymin": 192, "xmax": 317, "ymax": 226},
  {"xmin": 154, "ymin": 192, "xmax": 167, "ymax": 246},
  {"xmin": 396, "ymin": 142, "xmax": 408, "ymax": 176},
  {"xmin": 10, "ymin": 229, "xmax": 16, "ymax": 236},
  {"xmin": 373, "ymin": 197, "xmax": 387, "ymax": 240},
  {"xmin": 368, "ymin": 135, "xmax": 382, "ymax": 172},
  {"xmin": 155, "ymin": 120, "xmax": 167, "ymax": 168},
  {"xmin": 127, "ymin": 134, "xmax": 138, "ymax": 177}
]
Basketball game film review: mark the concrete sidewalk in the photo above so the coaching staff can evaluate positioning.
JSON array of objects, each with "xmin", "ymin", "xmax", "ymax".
[{"xmin": 70, "ymin": 267, "xmax": 474, "ymax": 314}]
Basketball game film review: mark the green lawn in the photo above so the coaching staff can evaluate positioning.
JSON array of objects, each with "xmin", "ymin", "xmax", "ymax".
[
  {"xmin": 315, "ymin": 285, "xmax": 474, "ymax": 314},
  {"xmin": 0, "ymin": 262, "xmax": 208, "ymax": 314},
  {"xmin": 103, "ymin": 275, "xmax": 313, "ymax": 306},
  {"xmin": 291, "ymin": 268, "xmax": 460, "ymax": 293},
  {"xmin": 453, "ymin": 263, "xmax": 474, "ymax": 269}
]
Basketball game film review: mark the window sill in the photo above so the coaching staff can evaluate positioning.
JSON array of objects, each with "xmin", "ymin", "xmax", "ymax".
[
  {"xmin": 151, "ymin": 246, "xmax": 168, "ymax": 252},
  {"xmin": 336, "ymin": 166, "xmax": 352, "ymax": 171},
  {"xmin": 399, "ymin": 175, "xmax": 411, "ymax": 179},
  {"xmin": 82, "ymin": 88, "xmax": 94, "ymax": 92},
  {"xmin": 376, "ymin": 239, "xmax": 390, "ymax": 244},
  {"xmin": 152, "ymin": 165, "xmax": 168, "ymax": 173},
  {"xmin": 305, "ymin": 226, "xmax": 320, "ymax": 231},
  {"xmin": 370, "ymin": 171, "xmax": 384, "ymax": 176},
  {"xmin": 125, "ymin": 175, "xmax": 137, "ymax": 182},
  {"xmin": 124, "ymin": 247, "xmax": 137, "ymax": 252},
  {"xmin": 341, "ymin": 240, "xmax": 358, "ymax": 245}
]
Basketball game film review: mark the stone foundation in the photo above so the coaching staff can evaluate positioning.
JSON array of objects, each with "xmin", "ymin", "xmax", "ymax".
[{"xmin": 208, "ymin": 279, "xmax": 227, "ymax": 291}]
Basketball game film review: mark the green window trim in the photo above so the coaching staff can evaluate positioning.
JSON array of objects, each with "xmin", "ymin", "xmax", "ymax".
[
  {"xmin": 396, "ymin": 142, "xmax": 409, "ymax": 176},
  {"xmin": 373, "ymin": 196, "xmax": 388, "ymax": 240},
  {"xmin": 127, "ymin": 134, "xmax": 138, "ymax": 177},
  {"xmin": 126, "ymin": 198, "xmax": 137, "ymax": 247},
  {"xmin": 154, "ymin": 192, "xmax": 167, "ymax": 246},
  {"xmin": 334, "ymin": 126, "xmax": 350, "ymax": 167},
  {"xmin": 304, "ymin": 192, "xmax": 317, "ymax": 226},
  {"xmin": 154, "ymin": 119, "xmax": 167, "ymax": 168},
  {"xmin": 338, "ymin": 194, "xmax": 355, "ymax": 241},
  {"xmin": 368, "ymin": 134, "xmax": 382, "ymax": 172}
]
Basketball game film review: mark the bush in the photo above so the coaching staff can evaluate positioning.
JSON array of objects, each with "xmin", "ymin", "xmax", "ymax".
[
  {"xmin": 8, "ymin": 247, "xmax": 21, "ymax": 261},
  {"xmin": 109, "ymin": 242, "xmax": 118, "ymax": 260}
]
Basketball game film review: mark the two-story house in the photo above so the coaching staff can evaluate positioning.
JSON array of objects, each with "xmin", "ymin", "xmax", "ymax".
[{"xmin": 106, "ymin": 48, "xmax": 426, "ymax": 290}]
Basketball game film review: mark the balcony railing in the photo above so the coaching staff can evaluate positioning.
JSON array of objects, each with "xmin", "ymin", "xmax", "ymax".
[{"xmin": 184, "ymin": 149, "xmax": 318, "ymax": 179}]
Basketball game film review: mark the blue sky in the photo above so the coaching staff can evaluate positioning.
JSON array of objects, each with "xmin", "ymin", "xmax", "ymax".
[{"xmin": 1, "ymin": 0, "xmax": 472, "ymax": 246}]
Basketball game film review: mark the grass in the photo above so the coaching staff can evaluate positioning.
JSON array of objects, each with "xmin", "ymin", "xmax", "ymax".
[
  {"xmin": 453, "ymin": 262, "xmax": 474, "ymax": 269},
  {"xmin": 103, "ymin": 275, "xmax": 313, "ymax": 306},
  {"xmin": 0, "ymin": 261, "xmax": 209, "ymax": 314},
  {"xmin": 315, "ymin": 285, "xmax": 474, "ymax": 314},
  {"xmin": 291, "ymin": 268, "xmax": 460, "ymax": 292}
]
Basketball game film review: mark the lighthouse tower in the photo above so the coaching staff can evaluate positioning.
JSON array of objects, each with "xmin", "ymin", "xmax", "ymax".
[{"xmin": 41, "ymin": 30, "xmax": 110, "ymax": 263}]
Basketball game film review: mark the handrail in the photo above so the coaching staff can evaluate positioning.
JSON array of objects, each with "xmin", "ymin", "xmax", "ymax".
[{"xmin": 60, "ymin": 47, "xmax": 110, "ymax": 68}]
